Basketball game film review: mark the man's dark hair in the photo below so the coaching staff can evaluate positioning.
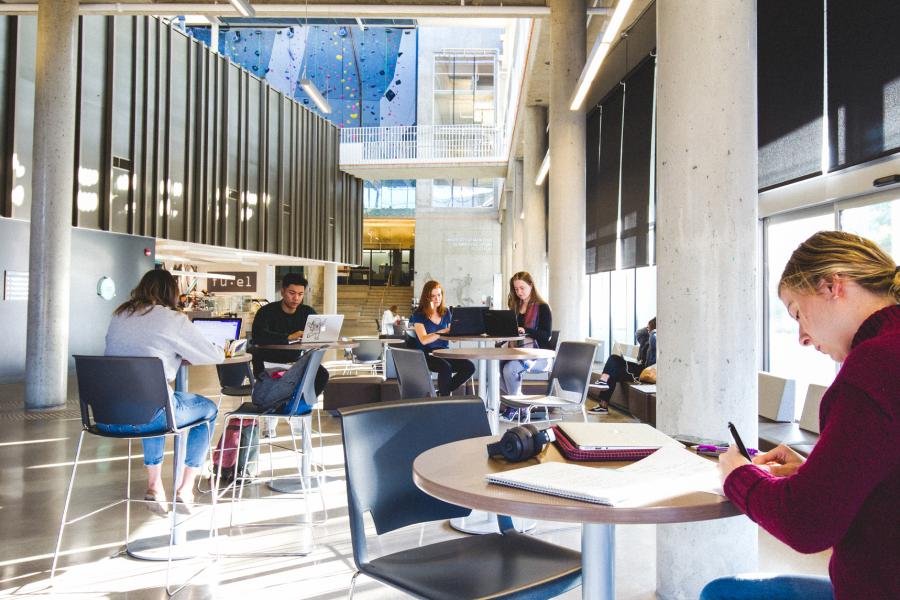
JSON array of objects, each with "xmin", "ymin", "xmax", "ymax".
[{"xmin": 282, "ymin": 273, "xmax": 308, "ymax": 289}]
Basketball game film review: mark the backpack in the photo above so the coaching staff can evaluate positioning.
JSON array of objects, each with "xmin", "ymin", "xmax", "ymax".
[
  {"xmin": 212, "ymin": 418, "xmax": 259, "ymax": 483},
  {"xmin": 250, "ymin": 351, "xmax": 316, "ymax": 414}
]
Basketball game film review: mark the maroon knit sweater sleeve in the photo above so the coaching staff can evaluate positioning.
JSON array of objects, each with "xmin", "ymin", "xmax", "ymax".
[{"xmin": 724, "ymin": 377, "xmax": 898, "ymax": 553}]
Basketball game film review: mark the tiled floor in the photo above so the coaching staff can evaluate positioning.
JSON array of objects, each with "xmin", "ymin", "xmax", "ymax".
[{"xmin": 0, "ymin": 367, "xmax": 829, "ymax": 599}]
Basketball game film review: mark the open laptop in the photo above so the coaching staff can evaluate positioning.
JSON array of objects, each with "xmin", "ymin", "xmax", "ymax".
[
  {"xmin": 291, "ymin": 314, "xmax": 344, "ymax": 344},
  {"xmin": 444, "ymin": 306, "xmax": 486, "ymax": 337},
  {"xmin": 557, "ymin": 422, "xmax": 681, "ymax": 451},
  {"xmin": 483, "ymin": 309, "xmax": 519, "ymax": 337},
  {"xmin": 192, "ymin": 317, "xmax": 242, "ymax": 349}
]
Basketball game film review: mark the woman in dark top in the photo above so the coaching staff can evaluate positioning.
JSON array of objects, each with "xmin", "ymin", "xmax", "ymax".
[
  {"xmin": 499, "ymin": 272, "xmax": 553, "ymax": 400},
  {"xmin": 407, "ymin": 280, "xmax": 476, "ymax": 396}
]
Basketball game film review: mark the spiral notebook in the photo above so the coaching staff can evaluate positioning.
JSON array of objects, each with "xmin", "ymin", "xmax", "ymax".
[{"xmin": 485, "ymin": 445, "xmax": 724, "ymax": 507}]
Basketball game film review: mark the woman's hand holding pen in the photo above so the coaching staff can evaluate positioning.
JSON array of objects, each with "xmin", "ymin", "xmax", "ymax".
[
  {"xmin": 752, "ymin": 444, "xmax": 805, "ymax": 477},
  {"xmin": 718, "ymin": 442, "xmax": 806, "ymax": 482}
]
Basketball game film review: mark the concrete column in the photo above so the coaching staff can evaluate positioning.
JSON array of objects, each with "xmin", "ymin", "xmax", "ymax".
[
  {"xmin": 500, "ymin": 190, "xmax": 514, "ymax": 285},
  {"xmin": 522, "ymin": 105, "xmax": 547, "ymax": 292},
  {"xmin": 655, "ymin": 1, "xmax": 759, "ymax": 597},
  {"xmin": 24, "ymin": 0, "xmax": 79, "ymax": 410},
  {"xmin": 548, "ymin": 0, "xmax": 586, "ymax": 341},
  {"xmin": 324, "ymin": 263, "xmax": 338, "ymax": 315},
  {"xmin": 511, "ymin": 159, "xmax": 525, "ymax": 274}
]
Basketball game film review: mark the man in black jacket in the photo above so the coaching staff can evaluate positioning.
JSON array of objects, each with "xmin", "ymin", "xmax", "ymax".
[{"xmin": 250, "ymin": 273, "xmax": 329, "ymax": 396}]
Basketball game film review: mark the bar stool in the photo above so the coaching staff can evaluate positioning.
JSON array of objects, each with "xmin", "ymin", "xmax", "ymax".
[
  {"xmin": 214, "ymin": 348, "xmax": 327, "ymax": 556},
  {"xmin": 52, "ymin": 356, "xmax": 218, "ymax": 596}
]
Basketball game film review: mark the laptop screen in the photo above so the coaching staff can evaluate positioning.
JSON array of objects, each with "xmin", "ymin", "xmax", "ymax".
[{"xmin": 192, "ymin": 317, "xmax": 242, "ymax": 348}]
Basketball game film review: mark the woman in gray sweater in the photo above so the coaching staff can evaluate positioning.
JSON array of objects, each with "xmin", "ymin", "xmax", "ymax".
[{"xmin": 103, "ymin": 269, "xmax": 223, "ymax": 514}]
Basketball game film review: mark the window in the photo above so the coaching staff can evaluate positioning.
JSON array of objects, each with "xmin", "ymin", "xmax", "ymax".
[
  {"xmin": 765, "ymin": 210, "xmax": 837, "ymax": 391},
  {"xmin": 839, "ymin": 197, "xmax": 900, "ymax": 257},
  {"xmin": 433, "ymin": 52, "xmax": 497, "ymax": 126},
  {"xmin": 432, "ymin": 178, "xmax": 497, "ymax": 209},
  {"xmin": 589, "ymin": 272, "xmax": 611, "ymax": 357},
  {"xmin": 364, "ymin": 180, "xmax": 416, "ymax": 215}
]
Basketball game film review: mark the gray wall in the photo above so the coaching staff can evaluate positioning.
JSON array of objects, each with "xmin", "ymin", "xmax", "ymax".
[{"xmin": 0, "ymin": 217, "xmax": 155, "ymax": 382}]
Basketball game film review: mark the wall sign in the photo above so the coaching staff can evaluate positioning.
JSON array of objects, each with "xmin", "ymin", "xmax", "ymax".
[
  {"xmin": 207, "ymin": 271, "xmax": 257, "ymax": 293},
  {"xmin": 3, "ymin": 270, "xmax": 28, "ymax": 301}
]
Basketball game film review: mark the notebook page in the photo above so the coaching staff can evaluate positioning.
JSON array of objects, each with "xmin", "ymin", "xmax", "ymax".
[
  {"xmin": 614, "ymin": 445, "xmax": 724, "ymax": 506},
  {"xmin": 486, "ymin": 462, "xmax": 649, "ymax": 506}
]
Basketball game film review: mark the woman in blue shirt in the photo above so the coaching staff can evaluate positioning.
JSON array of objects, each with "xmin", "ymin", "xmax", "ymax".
[{"xmin": 408, "ymin": 280, "xmax": 476, "ymax": 395}]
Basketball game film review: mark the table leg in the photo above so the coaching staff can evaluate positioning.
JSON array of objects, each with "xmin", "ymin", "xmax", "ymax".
[
  {"xmin": 581, "ymin": 523, "xmax": 615, "ymax": 600},
  {"xmin": 267, "ymin": 414, "xmax": 322, "ymax": 494},
  {"xmin": 487, "ymin": 359, "xmax": 500, "ymax": 435}
]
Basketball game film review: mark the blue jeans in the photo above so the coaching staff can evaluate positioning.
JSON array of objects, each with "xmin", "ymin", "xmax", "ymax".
[
  {"xmin": 700, "ymin": 574, "xmax": 833, "ymax": 600},
  {"xmin": 500, "ymin": 358, "xmax": 551, "ymax": 396},
  {"xmin": 96, "ymin": 392, "xmax": 217, "ymax": 468}
]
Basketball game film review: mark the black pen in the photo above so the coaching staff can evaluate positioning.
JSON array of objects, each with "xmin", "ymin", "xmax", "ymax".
[{"xmin": 727, "ymin": 421, "xmax": 752, "ymax": 461}]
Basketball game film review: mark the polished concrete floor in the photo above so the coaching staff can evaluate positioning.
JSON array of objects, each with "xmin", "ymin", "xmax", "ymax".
[{"xmin": 0, "ymin": 366, "xmax": 829, "ymax": 599}]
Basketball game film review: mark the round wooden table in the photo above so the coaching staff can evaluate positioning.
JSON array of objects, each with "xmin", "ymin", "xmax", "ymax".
[{"xmin": 413, "ymin": 437, "xmax": 738, "ymax": 600}]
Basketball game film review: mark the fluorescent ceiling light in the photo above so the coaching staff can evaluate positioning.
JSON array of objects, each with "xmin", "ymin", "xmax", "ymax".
[
  {"xmin": 569, "ymin": 0, "xmax": 634, "ymax": 111},
  {"xmin": 355, "ymin": 17, "xmax": 366, "ymax": 30},
  {"xmin": 301, "ymin": 79, "xmax": 333, "ymax": 114},
  {"xmin": 170, "ymin": 270, "xmax": 236, "ymax": 281},
  {"xmin": 183, "ymin": 15, "xmax": 218, "ymax": 26},
  {"xmin": 535, "ymin": 151, "xmax": 550, "ymax": 186},
  {"xmin": 228, "ymin": 0, "xmax": 256, "ymax": 18}
]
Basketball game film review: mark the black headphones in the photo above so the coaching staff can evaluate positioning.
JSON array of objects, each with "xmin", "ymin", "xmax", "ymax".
[{"xmin": 487, "ymin": 425, "xmax": 556, "ymax": 462}]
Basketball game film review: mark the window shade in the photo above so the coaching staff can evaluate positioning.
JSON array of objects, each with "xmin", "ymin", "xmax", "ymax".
[
  {"xmin": 757, "ymin": 0, "xmax": 824, "ymax": 190},
  {"xmin": 827, "ymin": 0, "xmax": 900, "ymax": 170},
  {"xmin": 590, "ymin": 87, "xmax": 623, "ymax": 274},
  {"xmin": 619, "ymin": 58, "xmax": 654, "ymax": 269}
]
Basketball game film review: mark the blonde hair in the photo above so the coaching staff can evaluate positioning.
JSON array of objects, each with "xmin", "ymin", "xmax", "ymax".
[
  {"xmin": 779, "ymin": 230, "xmax": 900, "ymax": 302},
  {"xmin": 507, "ymin": 271, "xmax": 547, "ymax": 311}
]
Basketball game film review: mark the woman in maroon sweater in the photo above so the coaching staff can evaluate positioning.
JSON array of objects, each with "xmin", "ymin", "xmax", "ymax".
[{"xmin": 703, "ymin": 231, "xmax": 900, "ymax": 600}]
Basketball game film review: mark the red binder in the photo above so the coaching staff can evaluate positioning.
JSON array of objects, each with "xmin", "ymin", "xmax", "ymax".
[{"xmin": 552, "ymin": 425, "xmax": 659, "ymax": 462}]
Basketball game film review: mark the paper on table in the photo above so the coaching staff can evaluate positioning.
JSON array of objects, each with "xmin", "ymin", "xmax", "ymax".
[{"xmin": 485, "ymin": 445, "xmax": 724, "ymax": 507}]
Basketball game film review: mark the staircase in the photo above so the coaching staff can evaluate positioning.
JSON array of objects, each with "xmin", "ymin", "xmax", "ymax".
[{"xmin": 338, "ymin": 285, "xmax": 415, "ymax": 337}]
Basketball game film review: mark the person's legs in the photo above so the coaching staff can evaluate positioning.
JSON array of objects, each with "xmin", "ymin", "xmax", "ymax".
[
  {"xmin": 171, "ymin": 392, "xmax": 218, "ymax": 500},
  {"xmin": 593, "ymin": 354, "xmax": 629, "ymax": 409},
  {"xmin": 500, "ymin": 360, "xmax": 528, "ymax": 396},
  {"xmin": 446, "ymin": 358, "xmax": 476, "ymax": 395},
  {"xmin": 700, "ymin": 574, "xmax": 833, "ymax": 600},
  {"xmin": 424, "ymin": 354, "xmax": 453, "ymax": 396}
]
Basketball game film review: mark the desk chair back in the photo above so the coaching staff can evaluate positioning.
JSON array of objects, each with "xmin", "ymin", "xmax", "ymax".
[
  {"xmin": 74, "ymin": 355, "xmax": 175, "ymax": 433},
  {"xmin": 544, "ymin": 342, "xmax": 596, "ymax": 404},
  {"xmin": 390, "ymin": 347, "xmax": 436, "ymax": 399},
  {"xmin": 339, "ymin": 398, "xmax": 490, "ymax": 561},
  {"xmin": 216, "ymin": 361, "xmax": 253, "ymax": 389},
  {"xmin": 352, "ymin": 338, "xmax": 384, "ymax": 363},
  {"xmin": 281, "ymin": 349, "xmax": 325, "ymax": 415},
  {"xmin": 548, "ymin": 329, "xmax": 560, "ymax": 351}
]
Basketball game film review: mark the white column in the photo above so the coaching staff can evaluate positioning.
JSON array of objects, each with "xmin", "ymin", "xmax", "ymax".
[
  {"xmin": 547, "ymin": 0, "xmax": 586, "ymax": 340},
  {"xmin": 522, "ymin": 105, "xmax": 547, "ymax": 292},
  {"xmin": 24, "ymin": 0, "xmax": 79, "ymax": 410},
  {"xmin": 511, "ymin": 159, "xmax": 525, "ymax": 274},
  {"xmin": 324, "ymin": 263, "xmax": 338, "ymax": 315},
  {"xmin": 655, "ymin": 1, "xmax": 759, "ymax": 597}
]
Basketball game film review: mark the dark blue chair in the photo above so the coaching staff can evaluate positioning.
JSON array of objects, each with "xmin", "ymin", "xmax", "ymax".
[
  {"xmin": 215, "ymin": 348, "xmax": 327, "ymax": 554},
  {"xmin": 339, "ymin": 397, "xmax": 582, "ymax": 599},
  {"xmin": 53, "ymin": 355, "xmax": 218, "ymax": 595}
]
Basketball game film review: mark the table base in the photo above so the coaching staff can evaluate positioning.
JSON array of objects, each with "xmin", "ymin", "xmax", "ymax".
[
  {"xmin": 126, "ymin": 530, "xmax": 213, "ymax": 561},
  {"xmin": 449, "ymin": 510, "xmax": 536, "ymax": 535},
  {"xmin": 581, "ymin": 523, "xmax": 615, "ymax": 600},
  {"xmin": 267, "ymin": 475, "xmax": 327, "ymax": 495}
]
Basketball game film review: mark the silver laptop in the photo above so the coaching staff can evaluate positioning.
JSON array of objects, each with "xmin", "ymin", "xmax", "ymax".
[
  {"xmin": 557, "ymin": 422, "xmax": 680, "ymax": 451},
  {"xmin": 298, "ymin": 314, "xmax": 344, "ymax": 343}
]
